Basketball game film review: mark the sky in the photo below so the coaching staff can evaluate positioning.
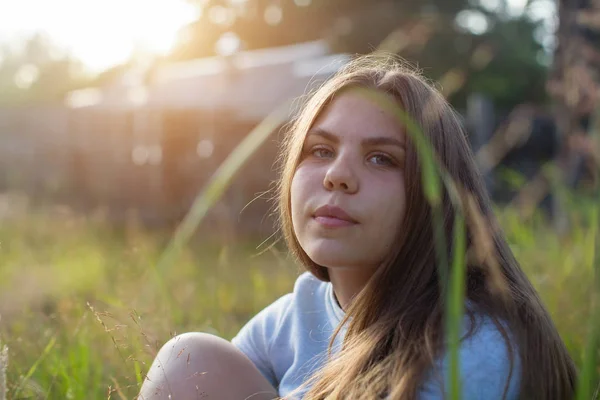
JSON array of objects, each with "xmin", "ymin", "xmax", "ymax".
[{"xmin": 0, "ymin": 0, "xmax": 556, "ymax": 74}]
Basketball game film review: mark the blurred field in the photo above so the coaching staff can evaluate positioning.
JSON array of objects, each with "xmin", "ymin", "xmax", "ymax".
[
  {"xmin": 0, "ymin": 193, "xmax": 297, "ymax": 399},
  {"xmin": 0, "ymin": 187, "xmax": 597, "ymax": 399}
]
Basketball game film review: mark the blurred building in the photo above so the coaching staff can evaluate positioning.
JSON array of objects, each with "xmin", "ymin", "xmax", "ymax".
[
  {"xmin": 17, "ymin": 40, "xmax": 350, "ymax": 236},
  {"xmin": 0, "ymin": 38, "xmax": 560, "ymax": 233}
]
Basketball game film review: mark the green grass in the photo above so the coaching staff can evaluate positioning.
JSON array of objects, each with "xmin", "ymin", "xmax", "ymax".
[
  {"xmin": 0, "ymin": 192, "xmax": 598, "ymax": 399},
  {"xmin": 0, "ymin": 202, "xmax": 298, "ymax": 399}
]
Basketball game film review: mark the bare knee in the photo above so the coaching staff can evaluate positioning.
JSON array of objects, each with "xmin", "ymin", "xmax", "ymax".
[
  {"xmin": 152, "ymin": 332, "xmax": 253, "ymax": 378},
  {"xmin": 138, "ymin": 332, "xmax": 276, "ymax": 400}
]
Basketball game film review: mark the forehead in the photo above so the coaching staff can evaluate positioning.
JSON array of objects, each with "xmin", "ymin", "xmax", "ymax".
[{"xmin": 310, "ymin": 90, "xmax": 405, "ymax": 141}]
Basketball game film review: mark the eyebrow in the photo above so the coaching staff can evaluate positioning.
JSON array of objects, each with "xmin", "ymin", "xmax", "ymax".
[{"xmin": 307, "ymin": 127, "xmax": 405, "ymax": 148}]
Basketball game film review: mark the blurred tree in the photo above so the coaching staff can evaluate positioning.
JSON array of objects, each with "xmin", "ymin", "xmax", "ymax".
[
  {"xmin": 173, "ymin": 0, "xmax": 470, "ymax": 58},
  {"xmin": 451, "ymin": 16, "xmax": 548, "ymax": 114},
  {"xmin": 546, "ymin": 0, "xmax": 600, "ymax": 228},
  {"xmin": 0, "ymin": 34, "xmax": 90, "ymax": 105},
  {"xmin": 172, "ymin": 0, "xmax": 550, "ymax": 114}
]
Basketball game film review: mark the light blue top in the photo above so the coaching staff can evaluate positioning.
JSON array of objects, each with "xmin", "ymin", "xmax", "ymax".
[{"xmin": 232, "ymin": 272, "xmax": 521, "ymax": 399}]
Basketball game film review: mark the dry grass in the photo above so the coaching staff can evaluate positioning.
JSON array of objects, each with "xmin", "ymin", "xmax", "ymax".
[{"xmin": 0, "ymin": 190, "xmax": 597, "ymax": 398}]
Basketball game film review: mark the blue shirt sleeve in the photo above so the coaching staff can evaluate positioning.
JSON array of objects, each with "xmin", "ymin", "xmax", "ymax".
[
  {"xmin": 231, "ymin": 293, "xmax": 293, "ymax": 389},
  {"xmin": 418, "ymin": 318, "xmax": 521, "ymax": 400}
]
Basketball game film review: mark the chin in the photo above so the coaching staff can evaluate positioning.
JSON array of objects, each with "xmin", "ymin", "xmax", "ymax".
[
  {"xmin": 303, "ymin": 240, "xmax": 358, "ymax": 268},
  {"xmin": 309, "ymin": 255, "xmax": 350, "ymax": 269}
]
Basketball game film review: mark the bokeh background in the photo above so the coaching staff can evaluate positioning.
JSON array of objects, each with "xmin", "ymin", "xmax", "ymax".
[{"xmin": 0, "ymin": 0, "xmax": 598, "ymax": 398}]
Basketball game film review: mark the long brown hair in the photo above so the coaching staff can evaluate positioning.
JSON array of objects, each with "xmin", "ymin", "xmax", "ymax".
[{"xmin": 276, "ymin": 55, "xmax": 577, "ymax": 399}]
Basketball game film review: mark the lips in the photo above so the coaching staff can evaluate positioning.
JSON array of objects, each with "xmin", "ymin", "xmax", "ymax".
[{"xmin": 313, "ymin": 205, "xmax": 358, "ymax": 227}]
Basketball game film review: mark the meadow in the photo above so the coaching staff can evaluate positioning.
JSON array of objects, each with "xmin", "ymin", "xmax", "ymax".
[
  {"xmin": 0, "ymin": 186, "xmax": 598, "ymax": 399},
  {"xmin": 1, "ymin": 0, "xmax": 599, "ymax": 397}
]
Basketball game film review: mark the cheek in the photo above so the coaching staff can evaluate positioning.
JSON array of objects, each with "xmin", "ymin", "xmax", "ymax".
[
  {"xmin": 366, "ymin": 177, "xmax": 406, "ymax": 234},
  {"xmin": 290, "ymin": 165, "xmax": 320, "ymax": 207},
  {"xmin": 290, "ymin": 169, "xmax": 310, "ymax": 231},
  {"xmin": 290, "ymin": 166, "xmax": 326, "ymax": 251}
]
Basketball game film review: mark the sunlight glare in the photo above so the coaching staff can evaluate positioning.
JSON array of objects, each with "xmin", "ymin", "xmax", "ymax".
[{"xmin": 0, "ymin": 0, "xmax": 199, "ymax": 73}]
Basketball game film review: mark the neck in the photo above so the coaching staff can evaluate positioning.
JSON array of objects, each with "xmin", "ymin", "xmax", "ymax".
[{"xmin": 328, "ymin": 266, "xmax": 377, "ymax": 311}]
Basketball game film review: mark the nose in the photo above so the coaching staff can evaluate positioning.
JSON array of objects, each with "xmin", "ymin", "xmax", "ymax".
[{"xmin": 323, "ymin": 155, "xmax": 359, "ymax": 194}]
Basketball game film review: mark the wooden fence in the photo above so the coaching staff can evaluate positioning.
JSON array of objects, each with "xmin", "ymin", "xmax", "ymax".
[{"xmin": 0, "ymin": 106, "xmax": 281, "ymax": 238}]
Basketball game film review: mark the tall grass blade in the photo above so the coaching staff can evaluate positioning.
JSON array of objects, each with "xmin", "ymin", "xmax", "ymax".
[
  {"xmin": 13, "ymin": 335, "xmax": 56, "ymax": 399},
  {"xmin": 447, "ymin": 214, "xmax": 466, "ymax": 400},
  {"xmin": 151, "ymin": 103, "xmax": 291, "ymax": 303},
  {"xmin": 576, "ymin": 205, "xmax": 600, "ymax": 400},
  {"xmin": 134, "ymin": 360, "xmax": 143, "ymax": 386}
]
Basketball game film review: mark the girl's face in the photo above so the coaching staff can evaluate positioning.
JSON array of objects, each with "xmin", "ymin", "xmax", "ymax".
[{"xmin": 291, "ymin": 90, "xmax": 407, "ymax": 272}]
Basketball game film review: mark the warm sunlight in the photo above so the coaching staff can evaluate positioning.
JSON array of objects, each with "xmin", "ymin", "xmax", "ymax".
[{"xmin": 0, "ymin": 0, "xmax": 199, "ymax": 73}]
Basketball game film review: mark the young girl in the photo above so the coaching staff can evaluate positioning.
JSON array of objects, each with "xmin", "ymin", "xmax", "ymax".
[{"xmin": 138, "ymin": 55, "xmax": 577, "ymax": 400}]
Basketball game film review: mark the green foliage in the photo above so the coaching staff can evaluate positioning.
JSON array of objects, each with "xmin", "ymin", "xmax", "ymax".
[{"xmin": 461, "ymin": 17, "xmax": 549, "ymax": 111}]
